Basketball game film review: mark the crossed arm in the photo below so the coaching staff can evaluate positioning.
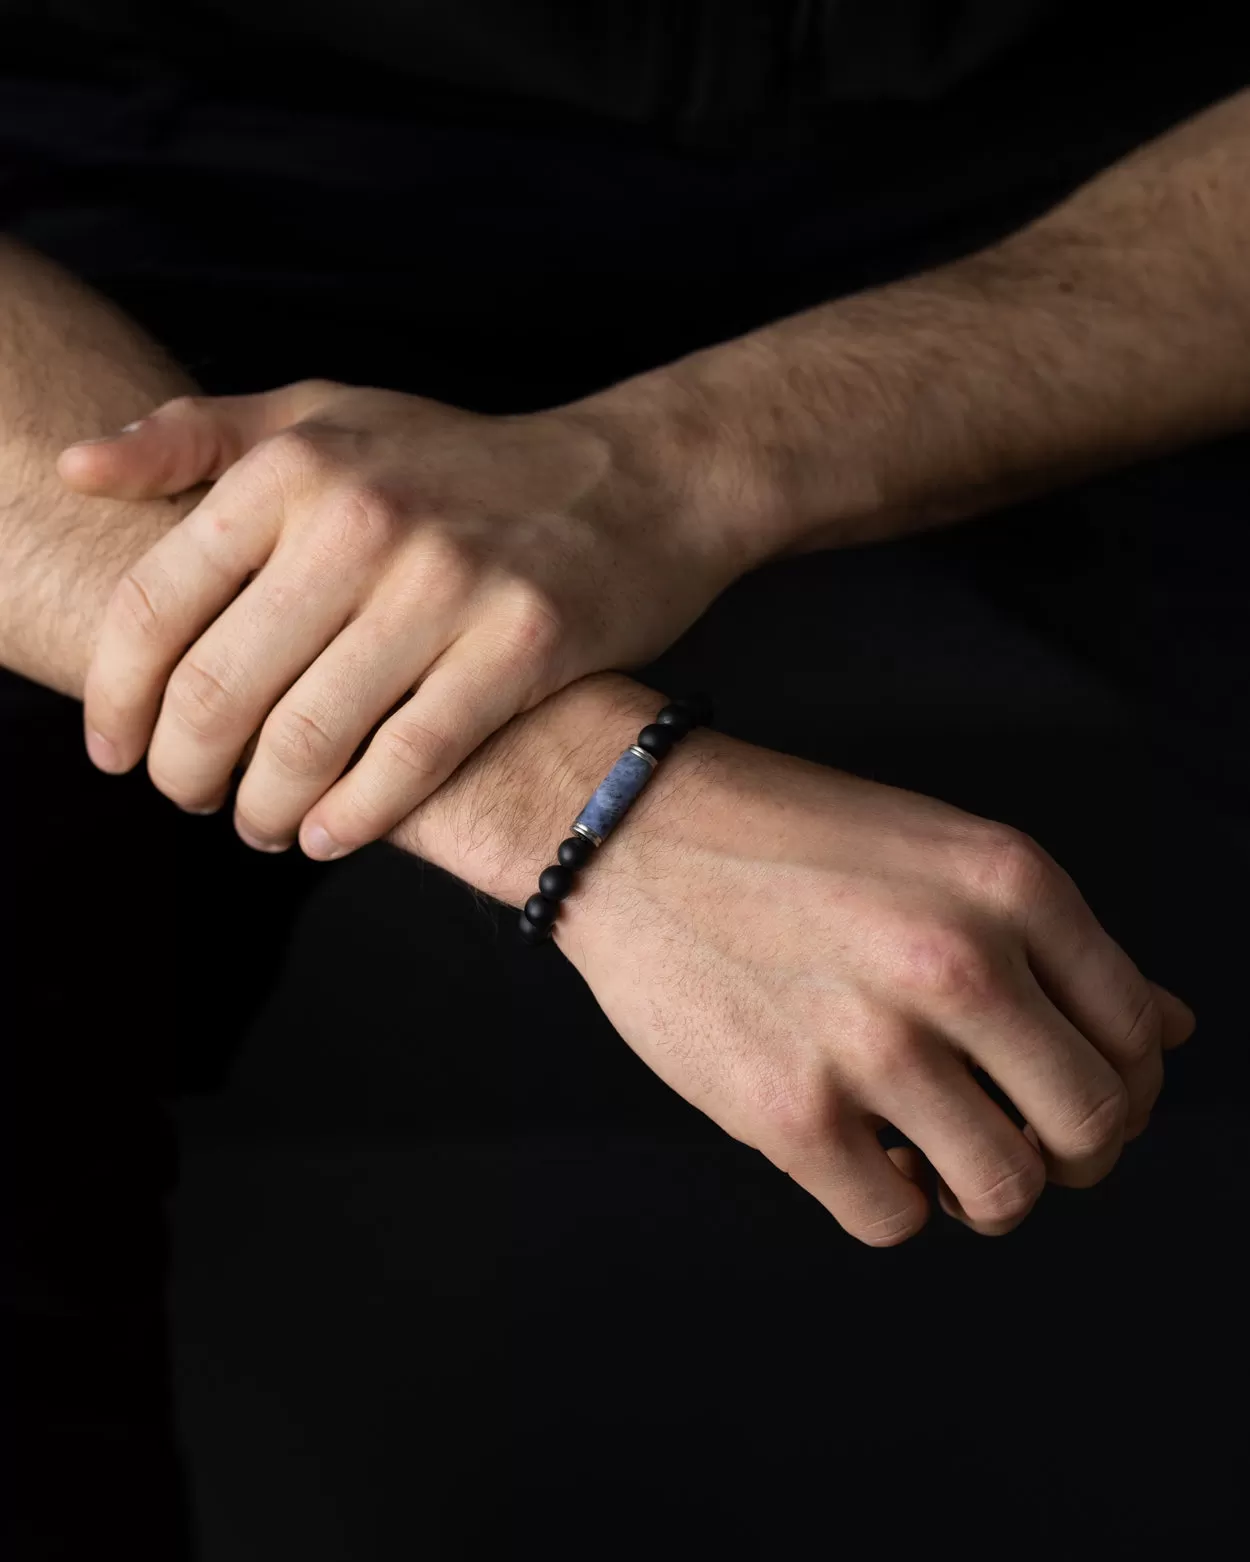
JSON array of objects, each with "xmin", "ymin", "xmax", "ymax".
[
  {"xmin": 7, "ymin": 88, "xmax": 1242, "ymax": 1241},
  {"xmin": 12, "ymin": 86, "xmax": 1250, "ymax": 689}
]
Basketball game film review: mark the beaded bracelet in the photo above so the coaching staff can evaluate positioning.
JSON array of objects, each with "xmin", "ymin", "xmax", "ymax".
[{"xmin": 518, "ymin": 693, "xmax": 712, "ymax": 944}]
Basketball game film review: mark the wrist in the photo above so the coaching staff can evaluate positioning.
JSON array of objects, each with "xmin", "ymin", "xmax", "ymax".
[
  {"xmin": 562, "ymin": 363, "xmax": 790, "ymax": 577},
  {"xmin": 391, "ymin": 673, "xmax": 666, "ymax": 906},
  {"xmin": 391, "ymin": 672, "xmax": 752, "ymax": 964}
]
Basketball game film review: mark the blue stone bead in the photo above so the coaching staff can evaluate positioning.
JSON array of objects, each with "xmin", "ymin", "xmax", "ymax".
[{"xmin": 573, "ymin": 747, "xmax": 655, "ymax": 844}]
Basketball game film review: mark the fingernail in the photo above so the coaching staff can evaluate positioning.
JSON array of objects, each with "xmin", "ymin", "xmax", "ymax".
[
  {"xmin": 302, "ymin": 823, "xmax": 345, "ymax": 861},
  {"xmin": 85, "ymin": 728, "xmax": 120, "ymax": 771}
]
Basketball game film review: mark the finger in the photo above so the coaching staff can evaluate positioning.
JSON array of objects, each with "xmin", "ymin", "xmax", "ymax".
[
  {"xmin": 945, "ymin": 962, "xmax": 1129, "ymax": 1190},
  {"xmin": 869, "ymin": 1035, "xmax": 1046, "ymax": 1237},
  {"xmin": 936, "ymin": 1175, "xmax": 980, "ymax": 1229},
  {"xmin": 299, "ymin": 639, "xmax": 543, "ymax": 860},
  {"xmin": 145, "ymin": 531, "xmax": 373, "ymax": 819},
  {"xmin": 776, "ymin": 1114, "xmax": 931, "ymax": 1248},
  {"xmin": 1152, "ymin": 982, "xmax": 1197, "ymax": 1050},
  {"xmin": 58, "ymin": 381, "xmax": 333, "ymax": 499},
  {"xmin": 885, "ymin": 1144, "xmax": 929, "ymax": 1186},
  {"xmin": 232, "ymin": 611, "xmax": 450, "ymax": 850},
  {"xmin": 1024, "ymin": 869, "xmax": 1179, "ymax": 1135},
  {"xmin": 83, "ymin": 462, "xmax": 286, "ymax": 773}
]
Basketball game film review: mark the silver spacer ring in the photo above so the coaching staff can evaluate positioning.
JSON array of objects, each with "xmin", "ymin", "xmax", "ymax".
[
  {"xmin": 628, "ymin": 745, "xmax": 659, "ymax": 770},
  {"xmin": 570, "ymin": 821, "xmax": 603, "ymax": 848}
]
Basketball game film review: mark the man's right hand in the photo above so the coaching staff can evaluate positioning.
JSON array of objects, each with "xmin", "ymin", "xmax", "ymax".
[{"xmin": 402, "ymin": 676, "xmax": 1194, "ymax": 1245}]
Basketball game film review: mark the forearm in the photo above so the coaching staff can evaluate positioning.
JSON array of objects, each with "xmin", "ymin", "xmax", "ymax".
[
  {"xmin": 574, "ymin": 88, "xmax": 1250, "ymax": 554},
  {"xmin": 0, "ymin": 238, "xmax": 199, "ymax": 694},
  {"xmin": 0, "ymin": 239, "xmax": 657, "ymax": 904}
]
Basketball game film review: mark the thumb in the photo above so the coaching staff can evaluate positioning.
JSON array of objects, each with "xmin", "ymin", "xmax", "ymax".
[{"xmin": 57, "ymin": 379, "xmax": 335, "ymax": 499}]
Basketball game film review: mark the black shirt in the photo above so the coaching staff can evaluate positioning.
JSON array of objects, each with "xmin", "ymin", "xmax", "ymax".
[{"xmin": 2, "ymin": 0, "xmax": 1061, "ymax": 148}]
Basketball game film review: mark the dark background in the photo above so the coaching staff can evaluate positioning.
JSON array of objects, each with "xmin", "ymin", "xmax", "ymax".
[{"xmin": 3, "ymin": 5, "xmax": 1247, "ymax": 1555}]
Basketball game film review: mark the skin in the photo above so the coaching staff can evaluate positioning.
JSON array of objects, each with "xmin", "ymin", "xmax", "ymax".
[
  {"xmin": 7, "ymin": 84, "xmax": 1237, "ymax": 1244},
  {"xmin": 60, "ymin": 384, "xmax": 750, "ymax": 853},
  {"xmin": 0, "ymin": 238, "xmax": 201, "ymax": 694},
  {"xmin": 403, "ymin": 675, "xmax": 1196, "ymax": 1242},
  {"xmin": 59, "ymin": 89, "xmax": 1250, "ymax": 864}
]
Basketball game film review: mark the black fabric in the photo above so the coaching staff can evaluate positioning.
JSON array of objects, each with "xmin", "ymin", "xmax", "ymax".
[
  {"xmin": 3, "ymin": 29, "xmax": 1248, "ymax": 1561},
  {"xmin": 1, "ymin": 1, "xmax": 1246, "ymax": 155},
  {"xmin": 0, "ymin": 1, "xmax": 1059, "ymax": 137}
]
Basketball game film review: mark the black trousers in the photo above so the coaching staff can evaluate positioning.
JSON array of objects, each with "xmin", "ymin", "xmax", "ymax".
[{"xmin": 4, "ymin": 46, "xmax": 1248, "ymax": 1558}]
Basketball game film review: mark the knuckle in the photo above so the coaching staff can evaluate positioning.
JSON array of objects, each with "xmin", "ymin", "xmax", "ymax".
[
  {"xmin": 321, "ymin": 482, "xmax": 402, "ymax": 560},
  {"xmin": 377, "ymin": 717, "xmax": 446, "ymax": 785},
  {"xmin": 1064, "ymin": 1083, "xmax": 1130, "ymax": 1158},
  {"xmin": 264, "ymin": 705, "xmax": 340, "ymax": 780},
  {"xmin": 262, "ymin": 425, "xmax": 331, "ymax": 484},
  {"xmin": 963, "ymin": 824, "xmax": 1052, "ymax": 909},
  {"xmin": 164, "ymin": 656, "xmax": 237, "ymax": 739},
  {"xmin": 962, "ymin": 1153, "xmax": 1046, "ymax": 1225},
  {"xmin": 750, "ymin": 1072, "xmax": 842, "ymax": 1152},
  {"xmin": 111, "ymin": 568, "xmax": 165, "ymax": 643},
  {"xmin": 894, "ymin": 922, "xmax": 1002, "ymax": 1012},
  {"xmin": 500, "ymin": 582, "xmax": 564, "ymax": 660}
]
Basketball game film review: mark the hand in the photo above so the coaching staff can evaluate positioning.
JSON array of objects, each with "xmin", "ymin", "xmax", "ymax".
[
  {"xmin": 580, "ymin": 744, "xmax": 1193, "ymax": 1242},
  {"xmin": 58, "ymin": 382, "xmax": 749, "ymax": 855},
  {"xmin": 416, "ymin": 679, "xmax": 1193, "ymax": 1245}
]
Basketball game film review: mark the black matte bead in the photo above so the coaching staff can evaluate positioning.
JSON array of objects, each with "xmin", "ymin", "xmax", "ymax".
[
  {"xmin": 538, "ymin": 863, "xmax": 575, "ymax": 901},
  {"xmin": 671, "ymin": 691, "xmax": 713, "ymax": 727},
  {"xmin": 524, "ymin": 892, "xmax": 558, "ymax": 929},
  {"xmin": 636, "ymin": 723, "xmax": 675, "ymax": 759},
  {"xmin": 518, "ymin": 910, "xmax": 551, "ymax": 944},
  {"xmin": 557, "ymin": 835, "xmax": 594, "ymax": 869},
  {"xmin": 655, "ymin": 703, "xmax": 694, "ymax": 737}
]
